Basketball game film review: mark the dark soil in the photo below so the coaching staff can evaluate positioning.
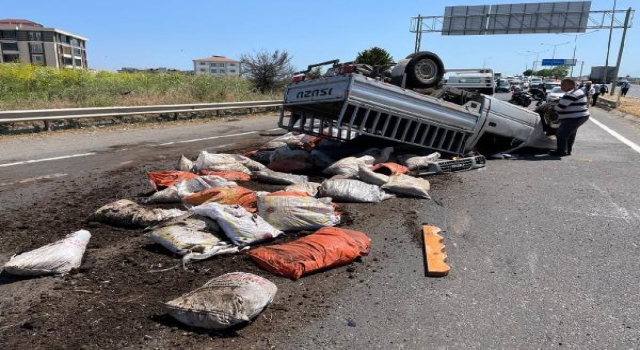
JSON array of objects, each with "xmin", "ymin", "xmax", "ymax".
[{"xmin": 0, "ymin": 138, "xmax": 449, "ymax": 349}]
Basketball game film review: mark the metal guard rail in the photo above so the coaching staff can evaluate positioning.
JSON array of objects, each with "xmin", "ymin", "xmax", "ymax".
[{"xmin": 0, "ymin": 100, "xmax": 283, "ymax": 123}]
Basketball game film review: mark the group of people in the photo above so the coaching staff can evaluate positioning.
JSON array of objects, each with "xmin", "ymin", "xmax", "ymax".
[{"xmin": 579, "ymin": 81, "xmax": 608, "ymax": 107}]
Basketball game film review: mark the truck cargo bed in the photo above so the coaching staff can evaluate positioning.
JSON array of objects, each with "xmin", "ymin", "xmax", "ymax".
[{"xmin": 279, "ymin": 74, "xmax": 485, "ymax": 155}]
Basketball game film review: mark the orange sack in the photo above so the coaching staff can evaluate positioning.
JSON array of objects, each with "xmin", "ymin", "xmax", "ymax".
[
  {"xmin": 247, "ymin": 227, "xmax": 371, "ymax": 279},
  {"xmin": 182, "ymin": 186, "xmax": 257, "ymax": 212},
  {"xmin": 198, "ymin": 170, "xmax": 251, "ymax": 181},
  {"xmin": 147, "ymin": 171, "xmax": 199, "ymax": 191},
  {"xmin": 371, "ymin": 162, "xmax": 410, "ymax": 175}
]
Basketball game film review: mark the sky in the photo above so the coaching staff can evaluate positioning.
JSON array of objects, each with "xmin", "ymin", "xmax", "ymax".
[{"xmin": 3, "ymin": 0, "xmax": 638, "ymax": 77}]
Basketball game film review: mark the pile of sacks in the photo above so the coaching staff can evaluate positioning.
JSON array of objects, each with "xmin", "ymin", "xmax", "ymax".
[{"xmin": 52, "ymin": 132, "xmax": 443, "ymax": 331}]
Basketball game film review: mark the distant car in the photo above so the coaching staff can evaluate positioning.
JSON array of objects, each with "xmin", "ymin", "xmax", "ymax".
[
  {"xmin": 544, "ymin": 82, "xmax": 561, "ymax": 91},
  {"xmin": 530, "ymin": 78, "xmax": 543, "ymax": 86},
  {"xmin": 546, "ymin": 87, "xmax": 565, "ymax": 102},
  {"xmin": 617, "ymin": 80, "xmax": 629, "ymax": 86},
  {"xmin": 496, "ymin": 79, "xmax": 511, "ymax": 92}
]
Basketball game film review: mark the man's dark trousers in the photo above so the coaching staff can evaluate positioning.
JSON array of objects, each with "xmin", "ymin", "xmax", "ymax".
[{"xmin": 556, "ymin": 116, "xmax": 590, "ymax": 154}]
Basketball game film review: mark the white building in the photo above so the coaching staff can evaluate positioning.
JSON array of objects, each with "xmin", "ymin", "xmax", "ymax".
[{"xmin": 193, "ymin": 55, "xmax": 241, "ymax": 76}]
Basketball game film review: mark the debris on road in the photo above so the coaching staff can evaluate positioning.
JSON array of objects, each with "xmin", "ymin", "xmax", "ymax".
[
  {"xmin": 422, "ymin": 225, "xmax": 450, "ymax": 277},
  {"xmin": 2, "ymin": 230, "xmax": 91, "ymax": 276},
  {"xmin": 247, "ymin": 227, "xmax": 370, "ymax": 280},
  {"xmin": 164, "ymin": 272, "xmax": 277, "ymax": 330},
  {"xmin": 86, "ymin": 199, "xmax": 184, "ymax": 227}
]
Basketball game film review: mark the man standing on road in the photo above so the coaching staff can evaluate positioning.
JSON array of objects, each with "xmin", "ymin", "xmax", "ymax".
[
  {"xmin": 550, "ymin": 78, "xmax": 590, "ymax": 157},
  {"xmin": 582, "ymin": 81, "xmax": 595, "ymax": 108},
  {"xmin": 592, "ymin": 83, "xmax": 600, "ymax": 106},
  {"xmin": 621, "ymin": 81, "xmax": 631, "ymax": 97}
]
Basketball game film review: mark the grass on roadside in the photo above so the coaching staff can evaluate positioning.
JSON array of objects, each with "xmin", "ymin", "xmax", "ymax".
[
  {"xmin": 0, "ymin": 63, "xmax": 282, "ymax": 110},
  {"xmin": 599, "ymin": 94, "xmax": 640, "ymax": 118}
]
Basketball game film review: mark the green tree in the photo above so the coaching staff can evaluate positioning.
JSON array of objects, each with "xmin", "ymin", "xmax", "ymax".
[
  {"xmin": 535, "ymin": 66, "xmax": 568, "ymax": 79},
  {"xmin": 355, "ymin": 47, "xmax": 394, "ymax": 66},
  {"xmin": 523, "ymin": 69, "xmax": 534, "ymax": 77},
  {"xmin": 240, "ymin": 50, "xmax": 295, "ymax": 93}
]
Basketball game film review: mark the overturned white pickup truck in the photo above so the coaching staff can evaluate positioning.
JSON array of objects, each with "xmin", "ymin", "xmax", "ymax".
[{"xmin": 278, "ymin": 52, "xmax": 555, "ymax": 157}]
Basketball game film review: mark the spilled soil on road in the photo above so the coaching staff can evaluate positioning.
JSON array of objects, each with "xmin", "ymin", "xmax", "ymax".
[{"xmin": 0, "ymin": 137, "xmax": 452, "ymax": 349}]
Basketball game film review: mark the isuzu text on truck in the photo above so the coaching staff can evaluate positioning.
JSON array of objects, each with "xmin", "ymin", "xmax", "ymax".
[{"xmin": 278, "ymin": 51, "xmax": 557, "ymax": 161}]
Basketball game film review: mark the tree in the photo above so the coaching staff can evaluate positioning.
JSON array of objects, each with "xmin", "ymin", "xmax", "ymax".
[
  {"xmin": 355, "ymin": 47, "xmax": 394, "ymax": 66},
  {"xmin": 240, "ymin": 50, "xmax": 295, "ymax": 93},
  {"xmin": 535, "ymin": 66, "xmax": 568, "ymax": 79},
  {"xmin": 523, "ymin": 69, "xmax": 534, "ymax": 77}
]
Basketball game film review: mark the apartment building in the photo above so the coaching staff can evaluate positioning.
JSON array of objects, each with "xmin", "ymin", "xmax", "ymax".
[
  {"xmin": 193, "ymin": 56, "xmax": 241, "ymax": 76},
  {"xmin": 0, "ymin": 19, "xmax": 88, "ymax": 69}
]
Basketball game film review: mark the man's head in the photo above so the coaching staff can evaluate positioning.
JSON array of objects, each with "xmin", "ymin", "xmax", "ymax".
[
  {"xmin": 560, "ymin": 78, "xmax": 576, "ymax": 92},
  {"xmin": 585, "ymin": 80, "xmax": 592, "ymax": 87}
]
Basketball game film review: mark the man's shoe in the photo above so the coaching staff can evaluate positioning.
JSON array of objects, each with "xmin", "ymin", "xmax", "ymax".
[{"xmin": 548, "ymin": 151, "xmax": 567, "ymax": 157}]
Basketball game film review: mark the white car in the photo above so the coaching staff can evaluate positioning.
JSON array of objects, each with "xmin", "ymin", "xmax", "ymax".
[{"xmin": 546, "ymin": 87, "xmax": 565, "ymax": 102}]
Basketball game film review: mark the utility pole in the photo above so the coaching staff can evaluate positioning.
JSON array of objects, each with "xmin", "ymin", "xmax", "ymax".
[
  {"xmin": 603, "ymin": 0, "xmax": 616, "ymax": 85},
  {"xmin": 610, "ymin": 7, "xmax": 632, "ymax": 96}
]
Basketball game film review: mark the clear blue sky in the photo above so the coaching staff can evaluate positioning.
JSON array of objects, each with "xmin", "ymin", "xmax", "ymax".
[{"xmin": 3, "ymin": 0, "xmax": 638, "ymax": 77}]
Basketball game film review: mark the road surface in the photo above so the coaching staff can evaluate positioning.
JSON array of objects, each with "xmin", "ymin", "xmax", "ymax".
[{"xmin": 1, "ymin": 108, "xmax": 640, "ymax": 349}]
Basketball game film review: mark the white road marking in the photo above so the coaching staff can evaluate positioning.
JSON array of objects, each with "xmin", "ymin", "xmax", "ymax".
[
  {"xmin": 0, "ymin": 173, "xmax": 68, "ymax": 186},
  {"xmin": 0, "ymin": 153, "xmax": 96, "ymax": 168},
  {"xmin": 590, "ymin": 183, "xmax": 634, "ymax": 224},
  {"xmin": 158, "ymin": 131, "xmax": 257, "ymax": 146},
  {"xmin": 590, "ymin": 117, "xmax": 640, "ymax": 154}
]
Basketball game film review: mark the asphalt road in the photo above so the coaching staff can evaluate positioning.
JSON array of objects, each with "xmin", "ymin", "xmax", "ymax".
[
  {"xmin": 284, "ymin": 107, "xmax": 640, "ymax": 349},
  {"xmin": 2, "ymin": 107, "xmax": 640, "ymax": 348}
]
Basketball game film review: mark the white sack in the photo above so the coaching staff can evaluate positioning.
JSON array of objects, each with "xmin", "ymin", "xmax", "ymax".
[
  {"xmin": 192, "ymin": 151, "xmax": 251, "ymax": 173},
  {"xmin": 177, "ymin": 155, "xmax": 194, "ymax": 172},
  {"xmin": 252, "ymin": 169, "xmax": 308, "ymax": 185},
  {"xmin": 323, "ymin": 156, "xmax": 374, "ymax": 178},
  {"xmin": 382, "ymin": 174, "xmax": 431, "ymax": 199},
  {"xmin": 3, "ymin": 230, "xmax": 91, "ymax": 276},
  {"xmin": 398, "ymin": 152, "xmax": 441, "ymax": 170},
  {"xmin": 260, "ymin": 132, "xmax": 303, "ymax": 149},
  {"xmin": 148, "ymin": 215, "xmax": 238, "ymax": 263},
  {"xmin": 357, "ymin": 164, "xmax": 389, "ymax": 186},
  {"xmin": 319, "ymin": 179, "xmax": 392, "ymax": 203},
  {"xmin": 165, "ymin": 272, "xmax": 277, "ymax": 330},
  {"xmin": 257, "ymin": 193, "xmax": 340, "ymax": 231},
  {"xmin": 147, "ymin": 176, "xmax": 237, "ymax": 203},
  {"xmin": 284, "ymin": 182, "xmax": 322, "ymax": 196},
  {"xmin": 191, "ymin": 203, "xmax": 283, "ymax": 246},
  {"xmin": 87, "ymin": 199, "xmax": 185, "ymax": 227}
]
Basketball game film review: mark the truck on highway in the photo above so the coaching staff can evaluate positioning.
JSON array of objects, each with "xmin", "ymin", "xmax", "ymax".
[
  {"xmin": 443, "ymin": 69, "xmax": 495, "ymax": 96},
  {"xmin": 279, "ymin": 51, "xmax": 556, "ymax": 158},
  {"xmin": 589, "ymin": 66, "xmax": 617, "ymax": 84}
]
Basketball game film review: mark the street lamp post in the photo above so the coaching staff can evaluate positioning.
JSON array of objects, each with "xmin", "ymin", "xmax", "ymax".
[
  {"xmin": 526, "ymin": 50, "xmax": 549, "ymax": 72},
  {"xmin": 541, "ymin": 41, "xmax": 571, "ymax": 59},
  {"xmin": 560, "ymin": 31, "xmax": 599, "ymax": 77}
]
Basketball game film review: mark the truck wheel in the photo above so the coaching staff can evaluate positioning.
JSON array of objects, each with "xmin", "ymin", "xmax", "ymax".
[{"xmin": 404, "ymin": 51, "xmax": 444, "ymax": 89}]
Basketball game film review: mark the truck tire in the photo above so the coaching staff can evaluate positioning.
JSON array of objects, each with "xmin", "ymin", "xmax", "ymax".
[{"xmin": 404, "ymin": 51, "xmax": 444, "ymax": 89}]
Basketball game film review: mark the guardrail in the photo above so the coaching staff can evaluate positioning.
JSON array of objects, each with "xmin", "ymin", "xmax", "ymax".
[{"xmin": 0, "ymin": 100, "xmax": 283, "ymax": 124}]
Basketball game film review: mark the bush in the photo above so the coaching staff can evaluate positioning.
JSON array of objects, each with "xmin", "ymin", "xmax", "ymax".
[{"xmin": 0, "ymin": 64, "xmax": 281, "ymax": 110}]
